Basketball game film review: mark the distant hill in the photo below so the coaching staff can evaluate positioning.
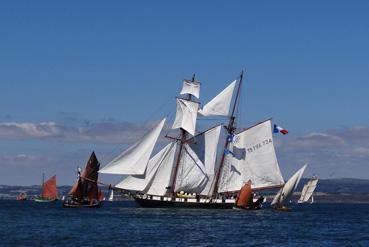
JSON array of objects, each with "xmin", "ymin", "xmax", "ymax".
[{"xmin": 297, "ymin": 178, "xmax": 369, "ymax": 195}]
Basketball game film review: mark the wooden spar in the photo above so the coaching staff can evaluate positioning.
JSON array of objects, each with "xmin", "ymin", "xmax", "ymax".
[
  {"xmin": 210, "ymin": 70, "xmax": 244, "ymax": 198},
  {"xmin": 169, "ymin": 74, "xmax": 196, "ymax": 196}
]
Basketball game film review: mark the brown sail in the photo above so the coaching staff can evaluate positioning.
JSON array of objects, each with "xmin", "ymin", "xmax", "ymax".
[
  {"xmin": 42, "ymin": 175, "xmax": 58, "ymax": 200},
  {"xmin": 69, "ymin": 151, "xmax": 100, "ymax": 202},
  {"xmin": 235, "ymin": 181, "xmax": 252, "ymax": 208}
]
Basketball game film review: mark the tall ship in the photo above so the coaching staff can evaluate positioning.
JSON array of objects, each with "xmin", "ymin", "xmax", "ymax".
[
  {"xmin": 298, "ymin": 176, "xmax": 318, "ymax": 204},
  {"xmin": 34, "ymin": 174, "xmax": 58, "ymax": 202},
  {"xmin": 63, "ymin": 151, "xmax": 102, "ymax": 208},
  {"xmin": 99, "ymin": 72, "xmax": 286, "ymax": 208}
]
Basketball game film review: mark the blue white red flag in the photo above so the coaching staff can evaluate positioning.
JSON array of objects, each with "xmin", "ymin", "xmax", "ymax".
[{"xmin": 273, "ymin": 124, "xmax": 289, "ymax": 135}]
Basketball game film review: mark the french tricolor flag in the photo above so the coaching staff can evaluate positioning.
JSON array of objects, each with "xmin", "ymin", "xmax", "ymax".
[{"xmin": 273, "ymin": 124, "xmax": 289, "ymax": 135}]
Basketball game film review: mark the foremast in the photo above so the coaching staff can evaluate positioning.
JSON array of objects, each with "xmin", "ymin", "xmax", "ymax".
[
  {"xmin": 211, "ymin": 70, "xmax": 244, "ymax": 198},
  {"xmin": 169, "ymin": 74, "xmax": 198, "ymax": 196}
]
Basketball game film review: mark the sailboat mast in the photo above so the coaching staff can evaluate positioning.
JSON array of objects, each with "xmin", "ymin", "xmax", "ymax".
[
  {"xmin": 169, "ymin": 74, "xmax": 196, "ymax": 196},
  {"xmin": 211, "ymin": 70, "xmax": 244, "ymax": 198}
]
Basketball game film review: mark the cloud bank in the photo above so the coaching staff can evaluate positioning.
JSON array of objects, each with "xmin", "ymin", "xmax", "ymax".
[
  {"xmin": 0, "ymin": 121, "xmax": 161, "ymax": 143},
  {"xmin": 276, "ymin": 126, "xmax": 369, "ymax": 179}
]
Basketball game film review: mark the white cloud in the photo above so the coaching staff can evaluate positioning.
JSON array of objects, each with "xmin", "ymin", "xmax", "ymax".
[
  {"xmin": 0, "ymin": 121, "xmax": 162, "ymax": 143},
  {"xmin": 276, "ymin": 126, "xmax": 369, "ymax": 179}
]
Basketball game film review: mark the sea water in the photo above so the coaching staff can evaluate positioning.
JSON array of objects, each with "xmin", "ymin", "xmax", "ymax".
[{"xmin": 0, "ymin": 201, "xmax": 368, "ymax": 246}]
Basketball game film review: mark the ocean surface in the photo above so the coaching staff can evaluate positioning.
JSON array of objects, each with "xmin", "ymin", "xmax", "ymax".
[{"xmin": 1, "ymin": 200, "xmax": 368, "ymax": 246}]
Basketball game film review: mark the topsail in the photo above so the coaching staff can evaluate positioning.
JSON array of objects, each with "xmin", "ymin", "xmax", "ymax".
[
  {"xmin": 198, "ymin": 80, "xmax": 237, "ymax": 117},
  {"xmin": 180, "ymin": 80, "xmax": 200, "ymax": 99},
  {"xmin": 172, "ymin": 99, "xmax": 199, "ymax": 136}
]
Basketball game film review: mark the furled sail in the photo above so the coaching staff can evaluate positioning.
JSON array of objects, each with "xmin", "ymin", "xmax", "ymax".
[
  {"xmin": 218, "ymin": 120, "xmax": 285, "ymax": 193},
  {"xmin": 271, "ymin": 164, "xmax": 307, "ymax": 207},
  {"xmin": 180, "ymin": 80, "xmax": 200, "ymax": 99},
  {"xmin": 172, "ymin": 99, "xmax": 199, "ymax": 136},
  {"xmin": 199, "ymin": 80, "xmax": 236, "ymax": 117},
  {"xmin": 174, "ymin": 144, "xmax": 208, "ymax": 194},
  {"xmin": 186, "ymin": 125, "xmax": 222, "ymax": 195},
  {"xmin": 69, "ymin": 151, "xmax": 100, "ymax": 200},
  {"xmin": 115, "ymin": 143, "xmax": 176, "ymax": 193},
  {"xmin": 42, "ymin": 175, "xmax": 58, "ymax": 199},
  {"xmin": 298, "ymin": 178, "xmax": 318, "ymax": 203},
  {"xmin": 99, "ymin": 118, "xmax": 166, "ymax": 175}
]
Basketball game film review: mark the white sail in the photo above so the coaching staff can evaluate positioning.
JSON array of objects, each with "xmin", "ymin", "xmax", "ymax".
[
  {"xmin": 199, "ymin": 80, "xmax": 237, "ymax": 117},
  {"xmin": 271, "ymin": 164, "xmax": 307, "ymax": 207},
  {"xmin": 108, "ymin": 190, "xmax": 114, "ymax": 201},
  {"xmin": 115, "ymin": 143, "xmax": 175, "ymax": 192},
  {"xmin": 180, "ymin": 80, "xmax": 200, "ymax": 99},
  {"xmin": 191, "ymin": 125, "xmax": 222, "ymax": 195},
  {"xmin": 146, "ymin": 143, "xmax": 177, "ymax": 196},
  {"xmin": 218, "ymin": 120, "xmax": 285, "ymax": 193},
  {"xmin": 172, "ymin": 98, "xmax": 199, "ymax": 136},
  {"xmin": 174, "ymin": 144, "xmax": 208, "ymax": 194},
  {"xmin": 299, "ymin": 178, "xmax": 318, "ymax": 203},
  {"xmin": 298, "ymin": 184, "xmax": 309, "ymax": 202},
  {"xmin": 99, "ymin": 118, "xmax": 166, "ymax": 175}
]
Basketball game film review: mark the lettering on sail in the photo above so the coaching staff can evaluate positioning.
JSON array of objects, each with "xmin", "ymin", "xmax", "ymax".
[{"xmin": 246, "ymin": 138, "xmax": 272, "ymax": 154}]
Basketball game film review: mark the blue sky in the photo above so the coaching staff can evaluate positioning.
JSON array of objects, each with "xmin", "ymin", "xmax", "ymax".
[{"xmin": 0, "ymin": 1, "xmax": 369, "ymax": 185}]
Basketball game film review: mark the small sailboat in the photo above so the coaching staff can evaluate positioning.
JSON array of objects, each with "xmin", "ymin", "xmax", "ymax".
[
  {"xmin": 233, "ymin": 181, "xmax": 264, "ymax": 210},
  {"xmin": 271, "ymin": 164, "xmax": 307, "ymax": 211},
  {"xmin": 16, "ymin": 192, "xmax": 27, "ymax": 201},
  {"xmin": 34, "ymin": 174, "xmax": 58, "ymax": 202},
  {"xmin": 298, "ymin": 176, "xmax": 318, "ymax": 204},
  {"xmin": 108, "ymin": 190, "xmax": 114, "ymax": 202},
  {"xmin": 63, "ymin": 151, "xmax": 102, "ymax": 208}
]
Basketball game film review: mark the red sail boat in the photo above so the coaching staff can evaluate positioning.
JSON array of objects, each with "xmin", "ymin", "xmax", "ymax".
[
  {"xmin": 34, "ymin": 174, "xmax": 58, "ymax": 202},
  {"xmin": 63, "ymin": 151, "xmax": 102, "ymax": 208}
]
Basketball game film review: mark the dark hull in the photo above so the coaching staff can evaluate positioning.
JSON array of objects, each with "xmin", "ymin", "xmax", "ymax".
[
  {"xmin": 134, "ymin": 197, "xmax": 234, "ymax": 209},
  {"xmin": 63, "ymin": 200, "xmax": 101, "ymax": 208}
]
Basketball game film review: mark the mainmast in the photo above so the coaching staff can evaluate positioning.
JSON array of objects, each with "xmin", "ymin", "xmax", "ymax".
[
  {"xmin": 211, "ymin": 70, "xmax": 244, "ymax": 198},
  {"xmin": 169, "ymin": 74, "xmax": 196, "ymax": 196}
]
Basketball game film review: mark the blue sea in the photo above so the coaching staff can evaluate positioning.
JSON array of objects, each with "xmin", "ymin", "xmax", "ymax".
[{"xmin": 1, "ymin": 201, "xmax": 368, "ymax": 246}]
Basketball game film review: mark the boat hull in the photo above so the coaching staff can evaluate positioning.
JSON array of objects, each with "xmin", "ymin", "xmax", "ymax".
[
  {"xmin": 63, "ymin": 200, "xmax": 101, "ymax": 208},
  {"xmin": 272, "ymin": 206, "xmax": 292, "ymax": 212},
  {"xmin": 134, "ymin": 197, "xmax": 235, "ymax": 209},
  {"xmin": 34, "ymin": 198, "xmax": 58, "ymax": 203}
]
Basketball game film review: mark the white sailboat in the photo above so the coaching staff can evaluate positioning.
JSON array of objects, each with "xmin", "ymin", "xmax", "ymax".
[
  {"xmin": 271, "ymin": 164, "xmax": 307, "ymax": 211},
  {"xmin": 99, "ymin": 72, "xmax": 286, "ymax": 209},
  {"xmin": 298, "ymin": 177, "xmax": 318, "ymax": 204}
]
